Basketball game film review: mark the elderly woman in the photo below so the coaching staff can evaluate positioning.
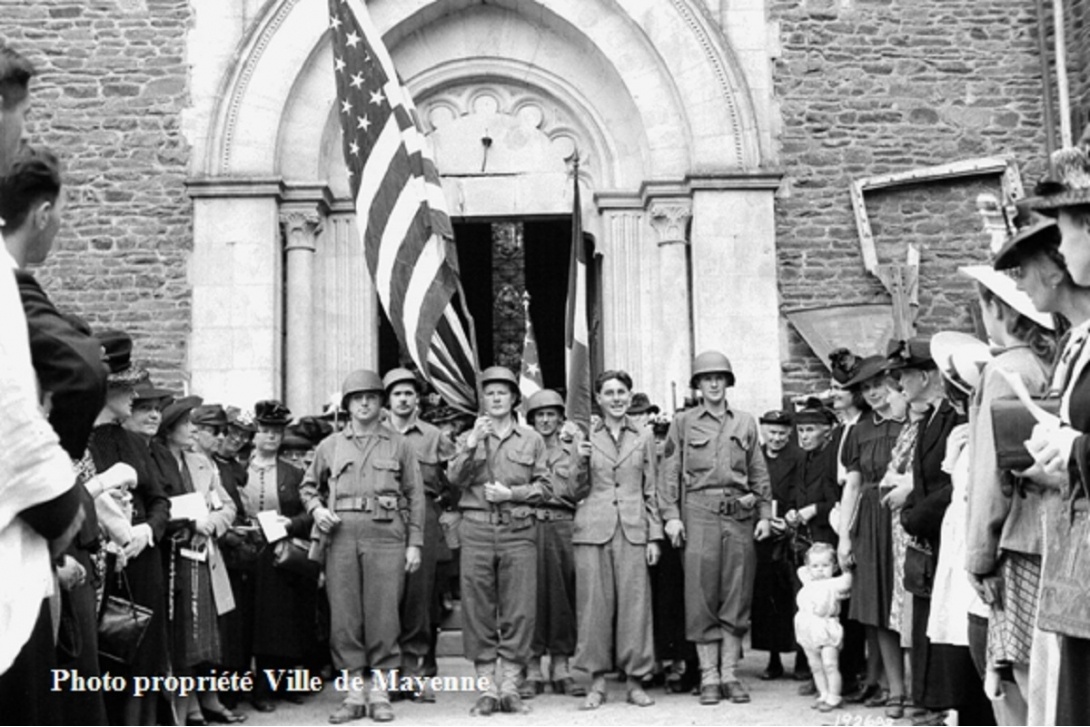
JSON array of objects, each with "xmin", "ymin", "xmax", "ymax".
[
  {"xmin": 155, "ymin": 399, "xmax": 242, "ymax": 725},
  {"xmin": 835, "ymin": 355, "xmax": 906, "ymax": 718},
  {"xmin": 87, "ymin": 331, "xmax": 171, "ymax": 726},
  {"xmin": 242, "ymin": 400, "xmax": 318, "ymax": 707},
  {"xmin": 570, "ymin": 370, "xmax": 662, "ymax": 710}
]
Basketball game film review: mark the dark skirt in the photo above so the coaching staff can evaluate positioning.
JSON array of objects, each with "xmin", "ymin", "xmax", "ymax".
[
  {"xmin": 848, "ymin": 483, "xmax": 894, "ymax": 629},
  {"xmin": 1057, "ymin": 635, "xmax": 1090, "ymax": 724},
  {"xmin": 105, "ymin": 548, "xmax": 169, "ymax": 677},
  {"xmin": 170, "ymin": 546, "xmax": 223, "ymax": 670},
  {"xmin": 911, "ymin": 595, "xmax": 994, "ymax": 724},
  {"xmin": 252, "ymin": 544, "xmax": 319, "ymax": 661},
  {"xmin": 750, "ymin": 537, "xmax": 798, "ymax": 653},
  {"xmin": 651, "ymin": 538, "xmax": 695, "ymax": 662}
]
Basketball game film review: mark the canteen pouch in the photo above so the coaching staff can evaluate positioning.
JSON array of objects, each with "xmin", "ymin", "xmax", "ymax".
[
  {"xmin": 510, "ymin": 505, "xmax": 534, "ymax": 531},
  {"xmin": 373, "ymin": 494, "xmax": 398, "ymax": 522},
  {"xmin": 990, "ymin": 396, "xmax": 1062, "ymax": 471}
]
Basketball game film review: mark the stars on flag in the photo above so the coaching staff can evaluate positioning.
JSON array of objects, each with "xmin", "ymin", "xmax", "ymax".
[
  {"xmin": 349, "ymin": 140, "xmax": 360, "ymax": 156},
  {"xmin": 341, "ymin": 99, "xmax": 352, "ymax": 114},
  {"xmin": 357, "ymin": 115, "xmax": 371, "ymax": 131},
  {"xmin": 345, "ymin": 31, "xmax": 360, "ymax": 48},
  {"xmin": 350, "ymin": 72, "xmax": 365, "ymax": 89},
  {"xmin": 330, "ymin": 14, "xmax": 341, "ymax": 30},
  {"xmin": 369, "ymin": 89, "xmax": 385, "ymax": 106}
]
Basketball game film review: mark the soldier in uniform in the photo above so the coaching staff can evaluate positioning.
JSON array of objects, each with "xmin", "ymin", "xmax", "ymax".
[
  {"xmin": 521, "ymin": 389, "xmax": 580, "ymax": 697},
  {"xmin": 448, "ymin": 366, "xmax": 551, "ymax": 716},
  {"xmin": 660, "ymin": 351, "xmax": 773, "ymax": 705},
  {"xmin": 300, "ymin": 370, "xmax": 424, "ymax": 724},
  {"xmin": 383, "ymin": 367, "xmax": 455, "ymax": 702}
]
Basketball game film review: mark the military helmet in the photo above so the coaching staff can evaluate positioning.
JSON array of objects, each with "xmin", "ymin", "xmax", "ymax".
[
  {"xmin": 382, "ymin": 367, "xmax": 420, "ymax": 393},
  {"xmin": 341, "ymin": 369, "xmax": 384, "ymax": 409},
  {"xmin": 525, "ymin": 389, "xmax": 565, "ymax": 419},
  {"xmin": 479, "ymin": 366, "xmax": 520, "ymax": 404},
  {"xmin": 690, "ymin": 350, "xmax": 735, "ymax": 389}
]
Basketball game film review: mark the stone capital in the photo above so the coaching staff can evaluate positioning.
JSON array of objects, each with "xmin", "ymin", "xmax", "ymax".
[
  {"xmin": 648, "ymin": 199, "xmax": 693, "ymax": 246},
  {"xmin": 279, "ymin": 206, "xmax": 323, "ymax": 252}
]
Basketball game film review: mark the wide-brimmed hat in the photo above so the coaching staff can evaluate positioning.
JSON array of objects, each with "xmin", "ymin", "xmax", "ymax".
[
  {"xmin": 930, "ymin": 332, "xmax": 993, "ymax": 395},
  {"xmin": 253, "ymin": 399, "xmax": 292, "ymax": 427},
  {"xmin": 159, "ymin": 395, "xmax": 203, "ymax": 435},
  {"xmin": 627, "ymin": 393, "xmax": 660, "ymax": 416},
  {"xmin": 98, "ymin": 330, "xmax": 148, "ymax": 386},
  {"xmin": 991, "ymin": 202, "xmax": 1061, "ymax": 271},
  {"xmin": 842, "ymin": 355, "xmax": 888, "ymax": 388},
  {"xmin": 886, "ymin": 337, "xmax": 934, "ymax": 371},
  {"xmin": 1025, "ymin": 145, "xmax": 1090, "ymax": 215},
  {"xmin": 759, "ymin": 410, "xmax": 792, "ymax": 426},
  {"xmin": 132, "ymin": 379, "xmax": 175, "ymax": 404},
  {"xmin": 959, "ymin": 265, "xmax": 1055, "ymax": 331},
  {"xmin": 191, "ymin": 404, "xmax": 228, "ymax": 428},
  {"xmin": 828, "ymin": 348, "xmax": 862, "ymax": 385}
]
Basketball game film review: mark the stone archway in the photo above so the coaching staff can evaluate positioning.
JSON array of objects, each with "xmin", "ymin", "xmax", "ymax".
[{"xmin": 186, "ymin": 0, "xmax": 782, "ymax": 415}]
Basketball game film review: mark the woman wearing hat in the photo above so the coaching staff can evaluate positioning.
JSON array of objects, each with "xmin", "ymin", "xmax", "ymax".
[
  {"xmin": 155, "ymin": 398, "xmax": 244, "ymax": 725},
  {"xmin": 835, "ymin": 355, "xmax": 907, "ymax": 718},
  {"xmin": 87, "ymin": 331, "xmax": 172, "ymax": 726},
  {"xmin": 243, "ymin": 400, "xmax": 319, "ymax": 708},
  {"xmin": 959, "ymin": 215, "xmax": 1061, "ymax": 725}
]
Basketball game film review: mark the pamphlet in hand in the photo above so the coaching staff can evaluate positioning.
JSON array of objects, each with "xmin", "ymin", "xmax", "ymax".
[
  {"xmin": 256, "ymin": 510, "xmax": 289, "ymax": 543},
  {"xmin": 170, "ymin": 492, "xmax": 209, "ymax": 522}
]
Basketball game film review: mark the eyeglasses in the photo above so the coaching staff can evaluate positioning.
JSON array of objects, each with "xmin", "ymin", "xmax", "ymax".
[{"xmin": 199, "ymin": 426, "xmax": 227, "ymax": 437}]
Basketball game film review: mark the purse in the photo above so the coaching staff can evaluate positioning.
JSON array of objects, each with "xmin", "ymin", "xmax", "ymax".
[
  {"xmin": 989, "ymin": 396, "xmax": 1062, "ymax": 471},
  {"xmin": 903, "ymin": 536, "xmax": 935, "ymax": 598},
  {"xmin": 1037, "ymin": 476, "xmax": 1090, "ymax": 639},
  {"xmin": 273, "ymin": 537, "xmax": 321, "ymax": 580},
  {"xmin": 98, "ymin": 569, "xmax": 153, "ymax": 665}
]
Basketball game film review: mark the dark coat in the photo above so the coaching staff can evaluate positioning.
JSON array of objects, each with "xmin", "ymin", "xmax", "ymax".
[
  {"xmin": 17, "ymin": 270, "xmax": 107, "ymax": 459},
  {"xmin": 252, "ymin": 462, "xmax": 318, "ymax": 660},
  {"xmin": 901, "ymin": 399, "xmax": 963, "ymax": 548},
  {"xmin": 794, "ymin": 438, "xmax": 840, "ymax": 547}
]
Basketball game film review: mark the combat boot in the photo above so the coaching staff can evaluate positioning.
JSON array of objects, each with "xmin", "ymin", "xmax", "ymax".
[
  {"xmin": 719, "ymin": 633, "xmax": 750, "ymax": 703},
  {"xmin": 470, "ymin": 660, "xmax": 499, "ymax": 716},
  {"xmin": 498, "ymin": 658, "xmax": 530, "ymax": 714},
  {"xmin": 696, "ymin": 642, "xmax": 721, "ymax": 705}
]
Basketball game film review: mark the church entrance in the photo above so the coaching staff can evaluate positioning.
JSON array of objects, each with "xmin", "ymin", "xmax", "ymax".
[{"xmin": 378, "ymin": 218, "xmax": 600, "ymax": 394}]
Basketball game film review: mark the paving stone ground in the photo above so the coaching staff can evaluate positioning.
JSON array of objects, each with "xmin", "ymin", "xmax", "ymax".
[{"xmin": 239, "ymin": 657, "xmax": 915, "ymax": 727}]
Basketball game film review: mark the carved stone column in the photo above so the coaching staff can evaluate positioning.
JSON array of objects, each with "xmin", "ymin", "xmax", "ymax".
[
  {"xmin": 281, "ymin": 206, "xmax": 323, "ymax": 414},
  {"xmin": 649, "ymin": 199, "xmax": 693, "ymax": 411}
]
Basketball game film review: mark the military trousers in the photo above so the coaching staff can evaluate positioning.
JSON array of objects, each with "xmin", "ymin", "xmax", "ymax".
[
  {"xmin": 326, "ymin": 512, "xmax": 406, "ymax": 676},
  {"xmin": 682, "ymin": 496, "xmax": 757, "ymax": 642},
  {"xmin": 458, "ymin": 516, "xmax": 537, "ymax": 664},
  {"xmin": 399, "ymin": 496, "xmax": 441, "ymax": 668},
  {"xmin": 572, "ymin": 527, "xmax": 655, "ymax": 678},
  {"xmin": 531, "ymin": 517, "xmax": 577, "ymax": 658}
]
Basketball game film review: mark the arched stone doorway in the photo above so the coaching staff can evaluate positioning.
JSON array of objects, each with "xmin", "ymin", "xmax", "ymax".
[{"xmin": 186, "ymin": 0, "xmax": 782, "ymax": 415}]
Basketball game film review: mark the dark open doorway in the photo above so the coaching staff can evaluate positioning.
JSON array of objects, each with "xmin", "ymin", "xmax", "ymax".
[{"xmin": 378, "ymin": 218, "xmax": 599, "ymax": 394}]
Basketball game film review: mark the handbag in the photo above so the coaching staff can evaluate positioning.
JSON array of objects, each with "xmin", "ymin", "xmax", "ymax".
[
  {"xmin": 990, "ymin": 396, "xmax": 1062, "ymax": 471},
  {"xmin": 903, "ymin": 536, "xmax": 935, "ymax": 598},
  {"xmin": 273, "ymin": 537, "xmax": 321, "ymax": 580},
  {"xmin": 98, "ymin": 569, "xmax": 153, "ymax": 665},
  {"xmin": 1037, "ymin": 476, "xmax": 1090, "ymax": 639}
]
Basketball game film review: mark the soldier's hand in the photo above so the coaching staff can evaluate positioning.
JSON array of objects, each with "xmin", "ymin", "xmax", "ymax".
[
  {"xmin": 576, "ymin": 441, "xmax": 593, "ymax": 460},
  {"xmin": 754, "ymin": 518, "xmax": 772, "ymax": 541},
  {"xmin": 405, "ymin": 545, "xmax": 422, "ymax": 574},
  {"xmin": 646, "ymin": 541, "xmax": 661, "ymax": 566},
  {"xmin": 483, "ymin": 481, "xmax": 512, "ymax": 503},
  {"xmin": 664, "ymin": 518, "xmax": 685, "ymax": 548},
  {"xmin": 313, "ymin": 507, "xmax": 340, "ymax": 533},
  {"xmin": 468, "ymin": 417, "xmax": 493, "ymax": 448},
  {"xmin": 784, "ymin": 509, "xmax": 800, "ymax": 527}
]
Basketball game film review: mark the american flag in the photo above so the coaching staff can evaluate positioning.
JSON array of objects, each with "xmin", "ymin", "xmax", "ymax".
[
  {"xmin": 565, "ymin": 158, "xmax": 592, "ymax": 430},
  {"xmin": 518, "ymin": 292, "xmax": 543, "ymax": 412},
  {"xmin": 329, "ymin": 0, "xmax": 477, "ymax": 411}
]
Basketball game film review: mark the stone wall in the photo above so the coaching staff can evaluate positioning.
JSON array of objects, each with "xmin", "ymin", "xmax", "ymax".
[
  {"xmin": 4, "ymin": 0, "xmax": 192, "ymax": 388},
  {"xmin": 771, "ymin": 0, "xmax": 1053, "ymax": 395}
]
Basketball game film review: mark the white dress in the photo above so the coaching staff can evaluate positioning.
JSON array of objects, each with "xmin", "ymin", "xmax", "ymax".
[{"xmin": 926, "ymin": 423, "xmax": 974, "ymax": 646}]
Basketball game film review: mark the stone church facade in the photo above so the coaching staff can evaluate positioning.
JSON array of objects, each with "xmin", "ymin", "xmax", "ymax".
[{"xmin": 7, "ymin": 0, "xmax": 1086, "ymax": 415}]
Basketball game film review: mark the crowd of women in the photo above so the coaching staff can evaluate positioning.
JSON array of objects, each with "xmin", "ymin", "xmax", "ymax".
[{"xmin": 750, "ymin": 143, "xmax": 1090, "ymax": 726}]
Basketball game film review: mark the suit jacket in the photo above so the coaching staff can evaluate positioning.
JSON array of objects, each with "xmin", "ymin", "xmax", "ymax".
[
  {"xmin": 902, "ymin": 399, "xmax": 964, "ymax": 548},
  {"xmin": 274, "ymin": 461, "xmax": 311, "ymax": 539},
  {"xmin": 794, "ymin": 439, "xmax": 840, "ymax": 546},
  {"xmin": 17, "ymin": 270, "xmax": 107, "ymax": 459},
  {"xmin": 571, "ymin": 417, "xmax": 663, "ymax": 545}
]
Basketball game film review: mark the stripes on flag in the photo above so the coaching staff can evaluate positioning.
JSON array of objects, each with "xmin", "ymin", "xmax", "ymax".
[
  {"xmin": 519, "ymin": 292, "xmax": 544, "ymax": 413},
  {"xmin": 331, "ymin": 0, "xmax": 477, "ymax": 410},
  {"xmin": 565, "ymin": 160, "xmax": 592, "ymax": 430}
]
